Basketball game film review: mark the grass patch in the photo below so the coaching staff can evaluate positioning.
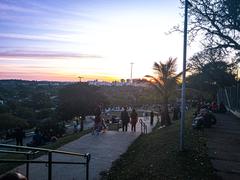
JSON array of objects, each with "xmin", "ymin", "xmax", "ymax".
[
  {"xmin": 102, "ymin": 110, "xmax": 219, "ymax": 180},
  {"xmin": 0, "ymin": 129, "xmax": 91, "ymax": 175}
]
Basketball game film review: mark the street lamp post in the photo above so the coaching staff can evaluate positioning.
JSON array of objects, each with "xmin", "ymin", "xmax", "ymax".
[
  {"xmin": 180, "ymin": 0, "xmax": 192, "ymax": 151},
  {"xmin": 130, "ymin": 62, "xmax": 134, "ymax": 84}
]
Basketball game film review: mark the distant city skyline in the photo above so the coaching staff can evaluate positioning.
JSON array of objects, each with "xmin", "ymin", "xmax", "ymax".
[{"xmin": 0, "ymin": 0, "xmax": 201, "ymax": 82}]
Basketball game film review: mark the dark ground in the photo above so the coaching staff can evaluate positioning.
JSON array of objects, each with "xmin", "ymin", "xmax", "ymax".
[{"xmin": 206, "ymin": 112, "xmax": 240, "ymax": 180}]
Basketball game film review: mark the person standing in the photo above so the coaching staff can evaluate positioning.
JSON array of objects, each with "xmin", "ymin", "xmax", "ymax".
[
  {"xmin": 121, "ymin": 107, "xmax": 130, "ymax": 131},
  {"xmin": 130, "ymin": 109, "xmax": 138, "ymax": 132},
  {"xmin": 172, "ymin": 104, "xmax": 180, "ymax": 121},
  {"xmin": 150, "ymin": 111, "xmax": 154, "ymax": 125},
  {"xmin": 14, "ymin": 126, "xmax": 25, "ymax": 150}
]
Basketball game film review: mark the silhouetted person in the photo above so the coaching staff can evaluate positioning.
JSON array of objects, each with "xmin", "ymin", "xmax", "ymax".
[
  {"xmin": 172, "ymin": 104, "xmax": 180, "ymax": 121},
  {"xmin": 219, "ymin": 102, "xmax": 227, "ymax": 113},
  {"xmin": 0, "ymin": 172, "xmax": 27, "ymax": 180},
  {"xmin": 14, "ymin": 126, "xmax": 24, "ymax": 150},
  {"xmin": 121, "ymin": 107, "xmax": 130, "ymax": 131},
  {"xmin": 211, "ymin": 101, "xmax": 218, "ymax": 113},
  {"xmin": 92, "ymin": 105, "xmax": 102, "ymax": 135},
  {"xmin": 94, "ymin": 105, "xmax": 102, "ymax": 117},
  {"xmin": 150, "ymin": 111, "xmax": 154, "ymax": 125},
  {"xmin": 27, "ymin": 128, "xmax": 43, "ymax": 147},
  {"xmin": 130, "ymin": 109, "xmax": 138, "ymax": 132}
]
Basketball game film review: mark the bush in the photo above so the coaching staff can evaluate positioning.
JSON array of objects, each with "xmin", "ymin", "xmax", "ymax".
[{"xmin": 37, "ymin": 119, "xmax": 66, "ymax": 139}]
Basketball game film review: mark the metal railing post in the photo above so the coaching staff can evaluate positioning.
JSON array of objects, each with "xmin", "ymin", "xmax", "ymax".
[
  {"xmin": 26, "ymin": 154, "xmax": 30, "ymax": 179},
  {"xmin": 48, "ymin": 152, "xmax": 52, "ymax": 180},
  {"xmin": 0, "ymin": 144, "xmax": 90, "ymax": 179},
  {"xmin": 85, "ymin": 153, "xmax": 91, "ymax": 180}
]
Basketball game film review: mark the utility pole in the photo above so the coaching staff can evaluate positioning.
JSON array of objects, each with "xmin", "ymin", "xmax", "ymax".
[
  {"xmin": 180, "ymin": 0, "xmax": 192, "ymax": 151},
  {"xmin": 130, "ymin": 62, "xmax": 134, "ymax": 84},
  {"xmin": 78, "ymin": 76, "xmax": 84, "ymax": 83}
]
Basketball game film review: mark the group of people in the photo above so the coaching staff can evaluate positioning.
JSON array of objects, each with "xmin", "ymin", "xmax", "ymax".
[
  {"xmin": 92, "ymin": 106, "xmax": 155, "ymax": 134},
  {"xmin": 121, "ymin": 107, "xmax": 138, "ymax": 132},
  {"xmin": 121, "ymin": 107, "xmax": 155, "ymax": 132},
  {"xmin": 197, "ymin": 101, "xmax": 227, "ymax": 114},
  {"xmin": 27, "ymin": 128, "xmax": 57, "ymax": 147},
  {"xmin": 192, "ymin": 101, "xmax": 222, "ymax": 129}
]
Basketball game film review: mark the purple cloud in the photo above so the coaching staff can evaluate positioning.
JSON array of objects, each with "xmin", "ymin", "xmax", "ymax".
[{"xmin": 0, "ymin": 50, "xmax": 102, "ymax": 59}]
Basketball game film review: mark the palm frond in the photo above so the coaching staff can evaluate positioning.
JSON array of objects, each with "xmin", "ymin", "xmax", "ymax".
[{"xmin": 144, "ymin": 75, "xmax": 164, "ymax": 95}]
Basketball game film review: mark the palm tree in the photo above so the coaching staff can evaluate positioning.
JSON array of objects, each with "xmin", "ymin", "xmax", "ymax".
[{"xmin": 145, "ymin": 57, "xmax": 181, "ymax": 126}]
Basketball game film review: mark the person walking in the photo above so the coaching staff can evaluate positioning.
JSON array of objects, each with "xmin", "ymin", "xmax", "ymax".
[
  {"xmin": 121, "ymin": 107, "xmax": 130, "ymax": 131},
  {"xmin": 130, "ymin": 109, "xmax": 138, "ymax": 132},
  {"xmin": 150, "ymin": 111, "xmax": 154, "ymax": 125}
]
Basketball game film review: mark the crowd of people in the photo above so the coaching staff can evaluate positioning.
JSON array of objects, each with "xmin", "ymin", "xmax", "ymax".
[
  {"xmin": 192, "ymin": 101, "xmax": 227, "ymax": 129},
  {"xmin": 197, "ymin": 101, "xmax": 227, "ymax": 114},
  {"xmin": 91, "ymin": 105, "xmax": 156, "ymax": 135}
]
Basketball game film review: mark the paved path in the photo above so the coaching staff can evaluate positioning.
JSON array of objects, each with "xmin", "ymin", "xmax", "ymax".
[
  {"xmin": 14, "ymin": 116, "xmax": 158, "ymax": 180},
  {"xmin": 206, "ymin": 113, "xmax": 240, "ymax": 180}
]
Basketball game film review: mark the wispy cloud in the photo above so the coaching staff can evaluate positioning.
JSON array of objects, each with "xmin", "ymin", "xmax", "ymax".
[
  {"xmin": 0, "ymin": 0, "xmax": 97, "ymax": 42},
  {"xmin": 0, "ymin": 2, "xmax": 41, "ymax": 14},
  {"xmin": 0, "ymin": 33, "xmax": 83, "ymax": 43},
  {"xmin": 0, "ymin": 50, "xmax": 102, "ymax": 59},
  {"xmin": 23, "ymin": 1, "xmax": 95, "ymax": 21}
]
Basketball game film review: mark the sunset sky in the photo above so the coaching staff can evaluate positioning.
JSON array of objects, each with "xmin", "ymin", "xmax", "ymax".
[{"xmin": 0, "ymin": 0, "xmax": 201, "ymax": 82}]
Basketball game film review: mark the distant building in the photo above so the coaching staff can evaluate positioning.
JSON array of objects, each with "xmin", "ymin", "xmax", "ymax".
[
  {"xmin": 87, "ymin": 78, "xmax": 149, "ymax": 87},
  {"xmin": 88, "ymin": 80, "xmax": 112, "ymax": 86}
]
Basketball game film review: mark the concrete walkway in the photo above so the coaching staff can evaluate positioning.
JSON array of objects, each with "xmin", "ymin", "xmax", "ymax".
[
  {"xmin": 206, "ymin": 113, "xmax": 240, "ymax": 180},
  {"xmin": 14, "ymin": 117, "xmax": 158, "ymax": 180}
]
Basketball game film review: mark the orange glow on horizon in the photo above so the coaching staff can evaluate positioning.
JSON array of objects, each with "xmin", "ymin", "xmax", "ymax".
[{"xmin": 0, "ymin": 72, "xmax": 122, "ymax": 82}]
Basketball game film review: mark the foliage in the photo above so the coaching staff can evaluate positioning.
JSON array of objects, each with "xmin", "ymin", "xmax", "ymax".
[
  {"xmin": 0, "ymin": 113, "xmax": 28, "ymax": 131},
  {"xmin": 187, "ymin": 49, "xmax": 237, "ymax": 98},
  {"xmin": 145, "ymin": 57, "xmax": 181, "ymax": 126},
  {"xmin": 0, "ymin": 104, "xmax": 9, "ymax": 114},
  {"xmin": 57, "ymin": 83, "xmax": 108, "ymax": 121},
  {"xmin": 0, "ymin": 80, "xmax": 60, "ymax": 126},
  {"xmin": 14, "ymin": 106, "xmax": 35, "ymax": 120},
  {"xmin": 182, "ymin": 0, "xmax": 240, "ymax": 51},
  {"xmin": 188, "ymin": 49, "xmax": 227, "ymax": 72},
  {"xmin": 100, "ymin": 86, "xmax": 158, "ymax": 107},
  {"xmin": 36, "ymin": 108, "xmax": 54, "ymax": 120},
  {"xmin": 37, "ymin": 119, "xmax": 66, "ymax": 137},
  {"xmin": 30, "ymin": 92, "xmax": 52, "ymax": 110}
]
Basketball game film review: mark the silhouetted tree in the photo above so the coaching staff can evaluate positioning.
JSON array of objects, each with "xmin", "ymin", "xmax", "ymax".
[
  {"xmin": 176, "ymin": 0, "xmax": 240, "ymax": 51},
  {"xmin": 188, "ymin": 49, "xmax": 228, "ymax": 72},
  {"xmin": 145, "ymin": 58, "xmax": 181, "ymax": 126},
  {"xmin": 186, "ymin": 48, "xmax": 237, "ymax": 98},
  {"xmin": 57, "ymin": 83, "xmax": 108, "ymax": 131},
  {"xmin": 187, "ymin": 60, "xmax": 236, "ymax": 98}
]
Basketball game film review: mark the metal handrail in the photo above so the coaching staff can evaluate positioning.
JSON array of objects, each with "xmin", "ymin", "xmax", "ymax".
[
  {"xmin": 139, "ymin": 119, "xmax": 147, "ymax": 134},
  {"xmin": 0, "ymin": 144, "xmax": 91, "ymax": 180}
]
